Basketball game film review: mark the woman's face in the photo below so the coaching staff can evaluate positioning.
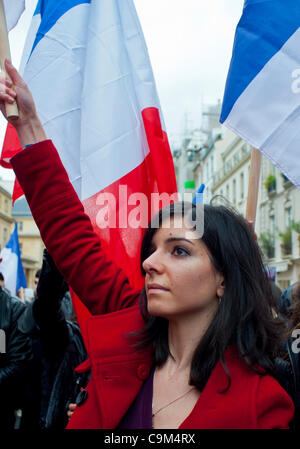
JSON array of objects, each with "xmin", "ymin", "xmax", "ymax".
[{"xmin": 142, "ymin": 216, "xmax": 225, "ymax": 320}]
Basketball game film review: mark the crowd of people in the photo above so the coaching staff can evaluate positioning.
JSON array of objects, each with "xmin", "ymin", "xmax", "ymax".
[
  {"xmin": 0, "ymin": 250, "xmax": 89, "ymax": 429},
  {"xmin": 0, "ymin": 59, "xmax": 300, "ymax": 430}
]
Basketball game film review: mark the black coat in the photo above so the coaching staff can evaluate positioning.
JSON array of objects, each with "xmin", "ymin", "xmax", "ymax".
[
  {"xmin": 18, "ymin": 250, "xmax": 89, "ymax": 429},
  {"xmin": 275, "ymin": 336, "xmax": 300, "ymax": 430},
  {"xmin": 0, "ymin": 287, "xmax": 32, "ymax": 428}
]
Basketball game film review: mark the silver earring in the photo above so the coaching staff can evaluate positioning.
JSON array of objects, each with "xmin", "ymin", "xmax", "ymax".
[{"xmin": 218, "ymin": 297, "xmax": 222, "ymax": 305}]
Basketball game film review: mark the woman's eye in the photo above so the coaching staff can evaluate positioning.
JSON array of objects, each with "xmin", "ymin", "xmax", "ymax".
[{"xmin": 173, "ymin": 246, "xmax": 190, "ymax": 256}]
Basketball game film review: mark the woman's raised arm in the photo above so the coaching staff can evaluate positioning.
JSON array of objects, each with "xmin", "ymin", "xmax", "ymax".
[
  {"xmin": 0, "ymin": 60, "xmax": 140, "ymax": 315},
  {"xmin": 0, "ymin": 59, "xmax": 46, "ymax": 146}
]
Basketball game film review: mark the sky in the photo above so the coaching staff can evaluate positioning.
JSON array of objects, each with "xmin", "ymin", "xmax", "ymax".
[{"xmin": 0, "ymin": 0, "xmax": 244, "ymax": 180}]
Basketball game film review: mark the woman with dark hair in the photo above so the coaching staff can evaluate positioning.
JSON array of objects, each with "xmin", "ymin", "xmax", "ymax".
[{"xmin": 0, "ymin": 60, "xmax": 295, "ymax": 429}]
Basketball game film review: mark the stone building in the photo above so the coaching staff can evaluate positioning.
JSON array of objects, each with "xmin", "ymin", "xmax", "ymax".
[
  {"xmin": 172, "ymin": 128, "xmax": 209, "ymax": 196},
  {"xmin": 259, "ymin": 157, "xmax": 300, "ymax": 289},
  {"xmin": 210, "ymin": 127, "xmax": 300, "ymax": 288},
  {"xmin": 12, "ymin": 197, "xmax": 44, "ymax": 289},
  {"xmin": 0, "ymin": 180, "xmax": 14, "ymax": 251},
  {"xmin": 210, "ymin": 129, "xmax": 252, "ymax": 217},
  {"xmin": 173, "ymin": 124, "xmax": 300, "ymax": 290}
]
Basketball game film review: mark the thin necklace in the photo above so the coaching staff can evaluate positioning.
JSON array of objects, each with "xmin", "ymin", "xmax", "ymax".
[{"xmin": 152, "ymin": 387, "xmax": 195, "ymax": 418}]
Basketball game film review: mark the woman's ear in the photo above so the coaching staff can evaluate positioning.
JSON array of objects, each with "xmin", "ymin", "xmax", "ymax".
[{"xmin": 217, "ymin": 277, "xmax": 225, "ymax": 299}]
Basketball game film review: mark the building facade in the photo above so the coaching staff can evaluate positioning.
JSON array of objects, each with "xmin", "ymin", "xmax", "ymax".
[
  {"xmin": 259, "ymin": 157, "xmax": 300, "ymax": 289},
  {"xmin": 12, "ymin": 197, "xmax": 44, "ymax": 289},
  {"xmin": 0, "ymin": 182, "xmax": 14, "ymax": 251},
  {"xmin": 0, "ymin": 177, "xmax": 44, "ymax": 290},
  {"xmin": 173, "ymin": 124, "xmax": 300, "ymax": 290},
  {"xmin": 173, "ymin": 129, "xmax": 209, "ymax": 196}
]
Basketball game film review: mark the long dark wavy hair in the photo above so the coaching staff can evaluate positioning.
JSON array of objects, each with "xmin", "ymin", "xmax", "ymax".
[{"xmin": 132, "ymin": 201, "xmax": 284, "ymax": 393}]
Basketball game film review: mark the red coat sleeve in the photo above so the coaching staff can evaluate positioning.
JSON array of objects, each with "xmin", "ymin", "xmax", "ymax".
[
  {"xmin": 256, "ymin": 374, "xmax": 295, "ymax": 429},
  {"xmin": 11, "ymin": 140, "xmax": 141, "ymax": 315}
]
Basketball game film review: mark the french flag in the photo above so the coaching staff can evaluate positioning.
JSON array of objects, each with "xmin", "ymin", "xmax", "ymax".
[
  {"xmin": 0, "ymin": 222, "xmax": 27, "ymax": 296},
  {"xmin": 2, "ymin": 0, "xmax": 177, "ymax": 331},
  {"xmin": 2, "ymin": 0, "xmax": 25, "ymax": 32},
  {"xmin": 221, "ymin": 0, "xmax": 300, "ymax": 190}
]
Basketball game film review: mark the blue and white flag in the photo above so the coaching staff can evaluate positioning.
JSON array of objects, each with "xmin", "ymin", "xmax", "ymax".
[
  {"xmin": 3, "ymin": 0, "xmax": 25, "ymax": 31},
  {"xmin": 0, "ymin": 222, "xmax": 27, "ymax": 295},
  {"xmin": 221, "ymin": 0, "xmax": 300, "ymax": 189}
]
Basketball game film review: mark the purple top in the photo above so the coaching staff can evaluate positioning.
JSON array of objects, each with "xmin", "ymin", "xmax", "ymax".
[{"xmin": 117, "ymin": 368, "xmax": 154, "ymax": 429}]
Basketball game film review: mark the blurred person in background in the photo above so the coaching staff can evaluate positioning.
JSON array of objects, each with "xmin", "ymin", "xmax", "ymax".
[
  {"xmin": 18, "ymin": 250, "xmax": 89, "ymax": 429},
  {"xmin": 0, "ymin": 272, "xmax": 11, "ymax": 295},
  {"xmin": 285, "ymin": 283, "xmax": 300, "ymax": 428},
  {"xmin": 274, "ymin": 282, "xmax": 300, "ymax": 429},
  {"xmin": 33, "ymin": 269, "xmax": 41, "ymax": 299},
  {"xmin": 0, "ymin": 280, "xmax": 32, "ymax": 428}
]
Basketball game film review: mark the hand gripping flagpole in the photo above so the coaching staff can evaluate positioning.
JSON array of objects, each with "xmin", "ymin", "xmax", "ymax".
[
  {"xmin": 245, "ymin": 147, "xmax": 262, "ymax": 228},
  {"xmin": 0, "ymin": 0, "xmax": 19, "ymax": 118}
]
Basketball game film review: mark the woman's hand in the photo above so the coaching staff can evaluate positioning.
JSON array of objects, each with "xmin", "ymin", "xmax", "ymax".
[
  {"xmin": 0, "ymin": 59, "xmax": 46, "ymax": 146},
  {"xmin": 0, "ymin": 59, "xmax": 36, "ymax": 125},
  {"xmin": 67, "ymin": 403, "xmax": 77, "ymax": 420}
]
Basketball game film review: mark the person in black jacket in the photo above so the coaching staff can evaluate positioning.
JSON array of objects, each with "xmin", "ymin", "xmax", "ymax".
[
  {"xmin": 0, "ymin": 286, "xmax": 32, "ymax": 429},
  {"xmin": 274, "ymin": 282, "xmax": 300, "ymax": 430},
  {"xmin": 18, "ymin": 249, "xmax": 89, "ymax": 429},
  {"xmin": 285, "ymin": 283, "xmax": 300, "ymax": 429}
]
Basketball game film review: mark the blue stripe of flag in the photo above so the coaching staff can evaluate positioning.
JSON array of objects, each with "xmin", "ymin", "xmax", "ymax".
[
  {"xmin": 31, "ymin": 0, "xmax": 91, "ymax": 55},
  {"xmin": 221, "ymin": 0, "xmax": 300, "ymax": 123},
  {"xmin": 6, "ymin": 223, "xmax": 27, "ymax": 291}
]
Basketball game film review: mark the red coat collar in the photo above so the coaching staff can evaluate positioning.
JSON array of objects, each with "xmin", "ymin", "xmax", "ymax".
[{"xmin": 83, "ymin": 305, "xmax": 154, "ymax": 428}]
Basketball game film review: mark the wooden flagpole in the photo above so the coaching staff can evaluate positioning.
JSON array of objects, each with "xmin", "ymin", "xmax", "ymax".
[
  {"xmin": 0, "ymin": 0, "xmax": 19, "ymax": 118},
  {"xmin": 245, "ymin": 147, "xmax": 262, "ymax": 228}
]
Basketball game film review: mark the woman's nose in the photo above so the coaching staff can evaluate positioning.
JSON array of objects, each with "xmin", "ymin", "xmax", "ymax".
[{"xmin": 142, "ymin": 251, "xmax": 163, "ymax": 274}]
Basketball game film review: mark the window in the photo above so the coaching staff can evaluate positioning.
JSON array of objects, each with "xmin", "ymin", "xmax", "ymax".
[
  {"xmin": 283, "ymin": 207, "xmax": 292, "ymax": 254},
  {"xmin": 285, "ymin": 207, "xmax": 292, "ymax": 227},
  {"xmin": 270, "ymin": 215, "xmax": 276, "ymax": 258},
  {"xmin": 226, "ymin": 184, "xmax": 230, "ymax": 201},
  {"xmin": 4, "ymin": 199, "xmax": 8, "ymax": 215},
  {"xmin": 233, "ymin": 179, "xmax": 236, "ymax": 204},
  {"xmin": 240, "ymin": 172, "xmax": 244, "ymax": 199},
  {"xmin": 270, "ymin": 215, "xmax": 275, "ymax": 243},
  {"xmin": 2, "ymin": 228, "xmax": 7, "ymax": 248},
  {"xmin": 210, "ymin": 155, "xmax": 214, "ymax": 176}
]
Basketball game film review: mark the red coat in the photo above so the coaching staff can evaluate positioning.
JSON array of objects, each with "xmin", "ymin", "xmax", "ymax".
[{"xmin": 11, "ymin": 140, "xmax": 294, "ymax": 429}]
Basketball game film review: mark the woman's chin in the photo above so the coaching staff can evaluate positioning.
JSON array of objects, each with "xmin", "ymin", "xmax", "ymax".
[
  {"xmin": 147, "ymin": 301, "xmax": 173, "ymax": 319},
  {"xmin": 147, "ymin": 301, "xmax": 166, "ymax": 318}
]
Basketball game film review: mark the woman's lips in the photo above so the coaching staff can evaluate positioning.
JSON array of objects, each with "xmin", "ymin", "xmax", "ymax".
[{"xmin": 147, "ymin": 283, "xmax": 169, "ymax": 294}]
